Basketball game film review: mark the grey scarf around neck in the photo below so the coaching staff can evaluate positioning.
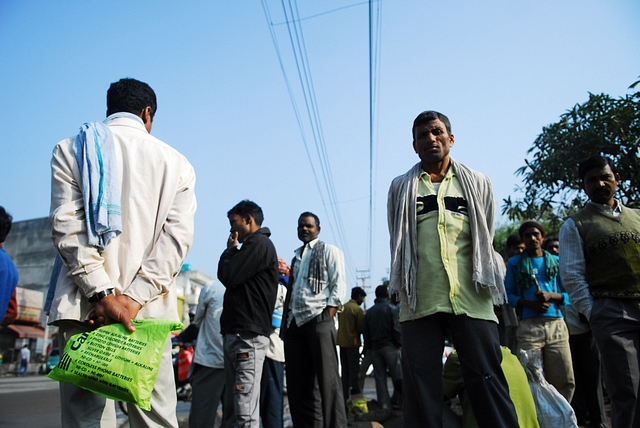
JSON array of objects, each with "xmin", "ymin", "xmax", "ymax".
[{"xmin": 308, "ymin": 241, "xmax": 326, "ymax": 294}]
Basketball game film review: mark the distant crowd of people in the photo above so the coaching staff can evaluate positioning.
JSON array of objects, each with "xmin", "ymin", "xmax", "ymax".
[{"xmin": 2, "ymin": 77, "xmax": 639, "ymax": 428}]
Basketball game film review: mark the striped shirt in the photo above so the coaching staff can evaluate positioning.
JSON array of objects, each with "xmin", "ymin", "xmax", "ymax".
[{"xmin": 287, "ymin": 238, "xmax": 346, "ymax": 327}]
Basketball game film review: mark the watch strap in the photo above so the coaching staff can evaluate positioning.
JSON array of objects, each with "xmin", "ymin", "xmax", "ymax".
[{"xmin": 88, "ymin": 288, "xmax": 114, "ymax": 303}]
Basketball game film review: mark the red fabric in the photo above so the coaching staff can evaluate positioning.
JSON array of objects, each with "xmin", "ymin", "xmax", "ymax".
[
  {"xmin": 278, "ymin": 257, "xmax": 290, "ymax": 276},
  {"xmin": 177, "ymin": 346, "xmax": 193, "ymax": 382},
  {"xmin": 1, "ymin": 289, "xmax": 17, "ymax": 326}
]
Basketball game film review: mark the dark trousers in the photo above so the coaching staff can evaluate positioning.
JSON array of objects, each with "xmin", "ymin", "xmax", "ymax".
[
  {"xmin": 569, "ymin": 331, "xmax": 605, "ymax": 425},
  {"xmin": 284, "ymin": 311, "xmax": 347, "ymax": 428},
  {"xmin": 339, "ymin": 346, "xmax": 361, "ymax": 399},
  {"xmin": 591, "ymin": 297, "xmax": 640, "ymax": 428},
  {"xmin": 260, "ymin": 357, "xmax": 284, "ymax": 428},
  {"xmin": 189, "ymin": 364, "xmax": 226, "ymax": 428},
  {"xmin": 401, "ymin": 313, "xmax": 518, "ymax": 428}
]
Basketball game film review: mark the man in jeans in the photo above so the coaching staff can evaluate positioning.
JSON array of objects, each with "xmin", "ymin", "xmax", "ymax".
[
  {"xmin": 218, "ymin": 200, "xmax": 279, "ymax": 428},
  {"xmin": 19, "ymin": 345, "xmax": 30, "ymax": 376},
  {"xmin": 364, "ymin": 285, "xmax": 402, "ymax": 411}
]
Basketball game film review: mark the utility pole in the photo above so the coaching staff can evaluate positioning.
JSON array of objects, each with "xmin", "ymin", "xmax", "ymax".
[{"xmin": 356, "ymin": 269, "xmax": 370, "ymax": 310}]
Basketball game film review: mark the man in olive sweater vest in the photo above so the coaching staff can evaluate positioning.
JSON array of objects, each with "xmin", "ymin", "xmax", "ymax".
[{"xmin": 560, "ymin": 155, "xmax": 640, "ymax": 428}]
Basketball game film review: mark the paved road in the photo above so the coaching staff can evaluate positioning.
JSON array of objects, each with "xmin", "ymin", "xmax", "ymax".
[
  {"xmin": 0, "ymin": 373, "xmax": 398, "ymax": 428},
  {"xmin": 0, "ymin": 375, "xmax": 190, "ymax": 428},
  {"xmin": 0, "ymin": 375, "xmax": 61, "ymax": 428}
]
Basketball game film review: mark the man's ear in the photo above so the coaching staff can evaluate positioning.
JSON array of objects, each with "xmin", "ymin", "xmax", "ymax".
[{"xmin": 140, "ymin": 106, "xmax": 153, "ymax": 133}]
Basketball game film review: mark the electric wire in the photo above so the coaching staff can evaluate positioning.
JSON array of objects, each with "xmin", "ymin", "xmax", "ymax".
[
  {"xmin": 281, "ymin": 0, "xmax": 355, "ymax": 277},
  {"xmin": 261, "ymin": 0, "xmax": 356, "ymax": 283},
  {"xmin": 367, "ymin": 0, "xmax": 382, "ymax": 284}
]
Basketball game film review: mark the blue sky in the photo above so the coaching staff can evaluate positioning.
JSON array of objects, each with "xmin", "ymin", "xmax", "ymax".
[{"xmin": 1, "ymin": 1, "xmax": 639, "ymax": 302}]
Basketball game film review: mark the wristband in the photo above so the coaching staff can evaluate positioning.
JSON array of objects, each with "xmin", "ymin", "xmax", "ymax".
[{"xmin": 88, "ymin": 288, "xmax": 114, "ymax": 303}]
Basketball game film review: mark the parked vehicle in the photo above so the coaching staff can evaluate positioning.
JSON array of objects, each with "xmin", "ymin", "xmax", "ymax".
[
  {"xmin": 172, "ymin": 337, "xmax": 194, "ymax": 401},
  {"xmin": 45, "ymin": 348, "xmax": 60, "ymax": 374}
]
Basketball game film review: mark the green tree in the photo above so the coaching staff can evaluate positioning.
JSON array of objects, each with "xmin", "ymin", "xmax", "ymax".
[
  {"xmin": 494, "ymin": 221, "xmax": 519, "ymax": 259},
  {"xmin": 503, "ymin": 77, "xmax": 640, "ymax": 224}
]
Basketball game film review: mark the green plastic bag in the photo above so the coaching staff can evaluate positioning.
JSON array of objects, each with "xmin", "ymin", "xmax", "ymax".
[{"xmin": 48, "ymin": 319, "xmax": 183, "ymax": 411}]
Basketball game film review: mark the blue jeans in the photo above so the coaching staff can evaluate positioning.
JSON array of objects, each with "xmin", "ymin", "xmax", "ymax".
[
  {"xmin": 371, "ymin": 346, "xmax": 402, "ymax": 410},
  {"xmin": 19, "ymin": 358, "xmax": 28, "ymax": 376},
  {"xmin": 223, "ymin": 332, "xmax": 268, "ymax": 428},
  {"xmin": 260, "ymin": 357, "xmax": 284, "ymax": 428}
]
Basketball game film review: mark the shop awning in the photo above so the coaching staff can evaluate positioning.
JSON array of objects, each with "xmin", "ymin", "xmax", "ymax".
[{"xmin": 3, "ymin": 324, "xmax": 45, "ymax": 339}]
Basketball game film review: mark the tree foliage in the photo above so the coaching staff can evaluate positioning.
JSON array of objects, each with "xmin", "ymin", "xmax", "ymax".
[{"xmin": 503, "ymin": 77, "xmax": 640, "ymax": 225}]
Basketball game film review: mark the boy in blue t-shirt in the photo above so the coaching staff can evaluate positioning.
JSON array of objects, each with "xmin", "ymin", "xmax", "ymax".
[{"xmin": 505, "ymin": 220, "xmax": 575, "ymax": 402}]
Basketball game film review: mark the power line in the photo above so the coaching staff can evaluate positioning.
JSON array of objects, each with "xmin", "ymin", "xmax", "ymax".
[
  {"xmin": 271, "ymin": 1, "xmax": 370, "ymax": 25},
  {"xmin": 261, "ymin": 0, "xmax": 356, "ymax": 283},
  {"xmin": 368, "ymin": 0, "xmax": 382, "ymax": 280}
]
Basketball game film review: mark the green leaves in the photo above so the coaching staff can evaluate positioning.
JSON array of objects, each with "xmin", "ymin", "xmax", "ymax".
[{"xmin": 503, "ymin": 77, "xmax": 640, "ymax": 223}]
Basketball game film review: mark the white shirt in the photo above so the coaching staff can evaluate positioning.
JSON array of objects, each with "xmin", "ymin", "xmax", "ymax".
[
  {"xmin": 193, "ymin": 281, "xmax": 225, "ymax": 369},
  {"xmin": 267, "ymin": 283, "xmax": 287, "ymax": 362},
  {"xmin": 288, "ymin": 238, "xmax": 346, "ymax": 327},
  {"xmin": 559, "ymin": 200, "xmax": 622, "ymax": 320},
  {"xmin": 20, "ymin": 347, "xmax": 30, "ymax": 360},
  {"xmin": 49, "ymin": 116, "xmax": 196, "ymax": 323}
]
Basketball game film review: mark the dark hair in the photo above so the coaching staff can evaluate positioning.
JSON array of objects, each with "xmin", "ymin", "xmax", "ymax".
[
  {"xmin": 375, "ymin": 285, "xmax": 389, "ymax": 299},
  {"xmin": 543, "ymin": 237, "xmax": 558, "ymax": 250},
  {"xmin": 412, "ymin": 110, "xmax": 452, "ymax": 137},
  {"xmin": 227, "ymin": 200, "xmax": 264, "ymax": 226},
  {"xmin": 578, "ymin": 155, "xmax": 617, "ymax": 181},
  {"xmin": 106, "ymin": 78, "xmax": 157, "ymax": 118},
  {"xmin": 0, "ymin": 206, "xmax": 13, "ymax": 243},
  {"xmin": 505, "ymin": 234, "xmax": 522, "ymax": 249},
  {"xmin": 298, "ymin": 211, "xmax": 320, "ymax": 228},
  {"xmin": 351, "ymin": 287, "xmax": 366, "ymax": 299}
]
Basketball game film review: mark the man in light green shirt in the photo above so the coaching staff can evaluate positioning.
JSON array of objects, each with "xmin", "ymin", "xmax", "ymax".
[{"xmin": 387, "ymin": 110, "xmax": 517, "ymax": 428}]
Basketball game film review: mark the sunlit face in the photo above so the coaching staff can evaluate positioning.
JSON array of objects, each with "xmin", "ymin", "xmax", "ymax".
[
  {"xmin": 412, "ymin": 119, "xmax": 454, "ymax": 165},
  {"xmin": 229, "ymin": 214, "xmax": 251, "ymax": 243},
  {"xmin": 522, "ymin": 227, "xmax": 544, "ymax": 256},
  {"xmin": 583, "ymin": 165, "xmax": 619, "ymax": 207},
  {"xmin": 297, "ymin": 215, "xmax": 320, "ymax": 244}
]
